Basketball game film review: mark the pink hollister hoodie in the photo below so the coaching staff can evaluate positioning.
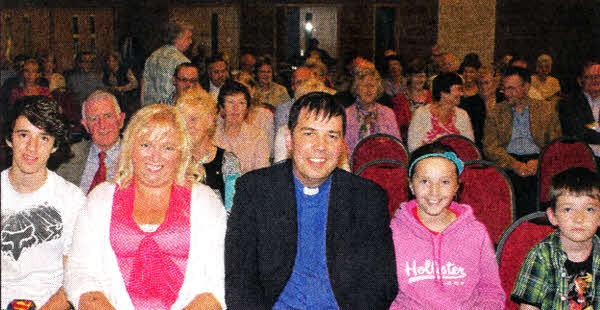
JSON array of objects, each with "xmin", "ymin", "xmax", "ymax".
[{"xmin": 389, "ymin": 200, "xmax": 505, "ymax": 310}]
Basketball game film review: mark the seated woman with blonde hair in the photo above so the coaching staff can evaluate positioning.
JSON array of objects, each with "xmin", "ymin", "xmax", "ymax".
[
  {"xmin": 176, "ymin": 87, "xmax": 241, "ymax": 211},
  {"xmin": 66, "ymin": 104, "xmax": 226, "ymax": 309}
]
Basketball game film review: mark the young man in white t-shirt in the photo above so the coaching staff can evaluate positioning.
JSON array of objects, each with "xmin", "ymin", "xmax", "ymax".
[{"xmin": 1, "ymin": 96, "xmax": 85, "ymax": 309}]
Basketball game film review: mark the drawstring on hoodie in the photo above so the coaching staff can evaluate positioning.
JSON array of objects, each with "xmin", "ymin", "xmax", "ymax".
[{"xmin": 430, "ymin": 234, "xmax": 446, "ymax": 289}]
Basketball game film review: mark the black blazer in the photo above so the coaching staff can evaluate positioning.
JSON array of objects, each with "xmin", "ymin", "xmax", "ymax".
[
  {"xmin": 558, "ymin": 91, "xmax": 600, "ymax": 145},
  {"xmin": 225, "ymin": 161, "xmax": 398, "ymax": 309}
]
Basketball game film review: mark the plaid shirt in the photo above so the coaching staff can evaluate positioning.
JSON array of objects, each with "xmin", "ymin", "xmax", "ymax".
[{"xmin": 511, "ymin": 231, "xmax": 600, "ymax": 310}]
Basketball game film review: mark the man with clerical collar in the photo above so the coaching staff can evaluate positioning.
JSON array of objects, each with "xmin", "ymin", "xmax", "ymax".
[
  {"xmin": 558, "ymin": 60, "xmax": 600, "ymax": 163},
  {"xmin": 483, "ymin": 66, "xmax": 561, "ymax": 217},
  {"xmin": 225, "ymin": 92, "xmax": 398, "ymax": 309},
  {"xmin": 56, "ymin": 90, "xmax": 124, "ymax": 194}
]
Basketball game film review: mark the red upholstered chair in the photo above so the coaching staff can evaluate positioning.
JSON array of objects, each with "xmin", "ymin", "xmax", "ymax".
[
  {"xmin": 435, "ymin": 134, "xmax": 482, "ymax": 161},
  {"xmin": 356, "ymin": 159, "xmax": 409, "ymax": 217},
  {"xmin": 351, "ymin": 133, "xmax": 408, "ymax": 173},
  {"xmin": 495, "ymin": 212, "xmax": 555, "ymax": 310},
  {"xmin": 457, "ymin": 160, "xmax": 515, "ymax": 245},
  {"xmin": 537, "ymin": 137, "xmax": 597, "ymax": 207}
]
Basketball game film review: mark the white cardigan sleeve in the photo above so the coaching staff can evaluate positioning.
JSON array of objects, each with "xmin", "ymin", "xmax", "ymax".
[
  {"xmin": 455, "ymin": 107, "xmax": 475, "ymax": 142},
  {"xmin": 172, "ymin": 183, "xmax": 228, "ymax": 309},
  {"xmin": 65, "ymin": 182, "xmax": 118, "ymax": 309},
  {"xmin": 407, "ymin": 106, "xmax": 430, "ymax": 153}
]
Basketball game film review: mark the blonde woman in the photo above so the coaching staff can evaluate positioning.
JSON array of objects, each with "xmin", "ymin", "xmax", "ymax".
[
  {"xmin": 66, "ymin": 104, "xmax": 226, "ymax": 310},
  {"xmin": 345, "ymin": 66, "xmax": 400, "ymax": 154},
  {"xmin": 176, "ymin": 87, "xmax": 241, "ymax": 210}
]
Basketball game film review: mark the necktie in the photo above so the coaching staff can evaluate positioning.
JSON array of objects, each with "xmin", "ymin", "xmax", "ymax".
[{"xmin": 88, "ymin": 151, "xmax": 107, "ymax": 194}]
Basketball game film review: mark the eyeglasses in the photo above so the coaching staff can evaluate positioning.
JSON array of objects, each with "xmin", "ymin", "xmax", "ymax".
[
  {"xmin": 583, "ymin": 75, "xmax": 600, "ymax": 80},
  {"xmin": 176, "ymin": 77, "xmax": 199, "ymax": 83}
]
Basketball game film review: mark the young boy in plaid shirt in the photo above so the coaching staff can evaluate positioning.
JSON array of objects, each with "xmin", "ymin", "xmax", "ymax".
[{"xmin": 511, "ymin": 167, "xmax": 600, "ymax": 310}]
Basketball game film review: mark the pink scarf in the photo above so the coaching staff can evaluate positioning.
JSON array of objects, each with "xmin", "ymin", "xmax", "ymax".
[{"xmin": 110, "ymin": 180, "xmax": 191, "ymax": 309}]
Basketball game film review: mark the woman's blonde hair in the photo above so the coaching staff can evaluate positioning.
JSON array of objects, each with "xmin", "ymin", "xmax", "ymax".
[
  {"xmin": 350, "ymin": 66, "xmax": 384, "ymax": 100},
  {"xmin": 114, "ymin": 104, "xmax": 203, "ymax": 187},
  {"xmin": 294, "ymin": 77, "xmax": 335, "ymax": 100},
  {"xmin": 176, "ymin": 87, "xmax": 218, "ymax": 139}
]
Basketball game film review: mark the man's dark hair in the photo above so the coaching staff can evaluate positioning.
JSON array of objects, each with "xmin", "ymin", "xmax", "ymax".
[
  {"xmin": 14, "ymin": 54, "xmax": 29, "ymax": 63},
  {"xmin": 548, "ymin": 167, "xmax": 600, "ymax": 211},
  {"xmin": 458, "ymin": 53, "xmax": 482, "ymax": 74},
  {"xmin": 173, "ymin": 62, "xmax": 198, "ymax": 78},
  {"xmin": 432, "ymin": 72, "xmax": 463, "ymax": 101},
  {"xmin": 216, "ymin": 80, "xmax": 251, "ymax": 113},
  {"xmin": 206, "ymin": 55, "xmax": 226, "ymax": 69},
  {"xmin": 502, "ymin": 66, "xmax": 531, "ymax": 84},
  {"xmin": 577, "ymin": 59, "xmax": 599, "ymax": 79},
  {"xmin": 288, "ymin": 92, "xmax": 346, "ymax": 135},
  {"xmin": 382, "ymin": 55, "xmax": 403, "ymax": 77},
  {"xmin": 5, "ymin": 96, "xmax": 72, "ymax": 168},
  {"xmin": 254, "ymin": 58, "xmax": 273, "ymax": 76}
]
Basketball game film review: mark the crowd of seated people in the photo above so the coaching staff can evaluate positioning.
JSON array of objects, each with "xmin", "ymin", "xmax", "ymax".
[{"xmin": 2, "ymin": 17, "xmax": 600, "ymax": 309}]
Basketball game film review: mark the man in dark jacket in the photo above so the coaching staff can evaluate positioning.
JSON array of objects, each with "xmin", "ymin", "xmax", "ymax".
[{"xmin": 225, "ymin": 92, "xmax": 398, "ymax": 309}]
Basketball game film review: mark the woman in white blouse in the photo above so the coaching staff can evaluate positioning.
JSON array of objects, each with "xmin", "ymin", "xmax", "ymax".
[
  {"xmin": 407, "ymin": 72, "xmax": 474, "ymax": 152},
  {"xmin": 66, "ymin": 104, "xmax": 226, "ymax": 309}
]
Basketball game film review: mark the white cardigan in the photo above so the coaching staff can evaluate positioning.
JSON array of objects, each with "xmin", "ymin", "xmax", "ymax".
[
  {"xmin": 65, "ymin": 182, "xmax": 227, "ymax": 309},
  {"xmin": 407, "ymin": 105, "xmax": 474, "ymax": 152}
]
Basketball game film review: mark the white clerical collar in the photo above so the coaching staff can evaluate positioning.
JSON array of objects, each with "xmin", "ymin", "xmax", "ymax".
[{"xmin": 303, "ymin": 186, "xmax": 319, "ymax": 196}]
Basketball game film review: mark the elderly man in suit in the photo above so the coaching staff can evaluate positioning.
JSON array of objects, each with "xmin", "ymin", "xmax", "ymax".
[
  {"xmin": 225, "ymin": 92, "xmax": 398, "ymax": 309},
  {"xmin": 483, "ymin": 66, "xmax": 561, "ymax": 217},
  {"xmin": 56, "ymin": 90, "xmax": 124, "ymax": 194},
  {"xmin": 558, "ymin": 60, "xmax": 600, "ymax": 163}
]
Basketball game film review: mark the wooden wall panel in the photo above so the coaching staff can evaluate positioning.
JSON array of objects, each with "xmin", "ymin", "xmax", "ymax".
[
  {"xmin": 169, "ymin": 5, "xmax": 240, "ymax": 68},
  {"xmin": 495, "ymin": 0, "xmax": 599, "ymax": 93},
  {"xmin": 52, "ymin": 8, "xmax": 114, "ymax": 73},
  {"xmin": 1, "ymin": 9, "xmax": 50, "ymax": 60}
]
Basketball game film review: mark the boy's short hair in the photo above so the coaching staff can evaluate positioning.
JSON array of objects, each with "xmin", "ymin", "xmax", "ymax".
[
  {"xmin": 5, "ymin": 96, "xmax": 72, "ymax": 168},
  {"xmin": 548, "ymin": 167, "xmax": 600, "ymax": 211}
]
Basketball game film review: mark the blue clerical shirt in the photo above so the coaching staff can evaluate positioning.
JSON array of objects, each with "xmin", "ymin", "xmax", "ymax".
[{"xmin": 273, "ymin": 173, "xmax": 339, "ymax": 310}]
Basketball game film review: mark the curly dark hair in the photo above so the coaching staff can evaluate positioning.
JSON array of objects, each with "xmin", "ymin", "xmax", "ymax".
[{"xmin": 5, "ymin": 96, "xmax": 73, "ymax": 169}]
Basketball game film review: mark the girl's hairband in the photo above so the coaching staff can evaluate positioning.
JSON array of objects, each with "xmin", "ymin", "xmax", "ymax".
[{"xmin": 408, "ymin": 152, "xmax": 464, "ymax": 177}]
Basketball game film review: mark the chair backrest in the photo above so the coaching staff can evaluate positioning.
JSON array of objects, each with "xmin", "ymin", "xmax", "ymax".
[
  {"xmin": 457, "ymin": 160, "xmax": 515, "ymax": 244},
  {"xmin": 356, "ymin": 159, "xmax": 409, "ymax": 217},
  {"xmin": 538, "ymin": 137, "xmax": 598, "ymax": 206},
  {"xmin": 435, "ymin": 134, "xmax": 482, "ymax": 161},
  {"xmin": 496, "ymin": 212, "xmax": 555, "ymax": 310},
  {"xmin": 351, "ymin": 133, "xmax": 408, "ymax": 173}
]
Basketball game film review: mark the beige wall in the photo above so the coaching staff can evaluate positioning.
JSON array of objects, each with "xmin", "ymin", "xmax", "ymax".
[
  {"xmin": 299, "ymin": 6, "xmax": 338, "ymax": 58},
  {"xmin": 437, "ymin": 0, "xmax": 496, "ymax": 67}
]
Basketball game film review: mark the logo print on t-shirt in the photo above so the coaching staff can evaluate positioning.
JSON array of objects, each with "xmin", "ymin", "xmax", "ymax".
[{"xmin": 1, "ymin": 203, "xmax": 63, "ymax": 260}]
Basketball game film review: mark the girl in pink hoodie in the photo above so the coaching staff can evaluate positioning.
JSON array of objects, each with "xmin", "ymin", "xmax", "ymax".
[{"xmin": 390, "ymin": 142, "xmax": 505, "ymax": 309}]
